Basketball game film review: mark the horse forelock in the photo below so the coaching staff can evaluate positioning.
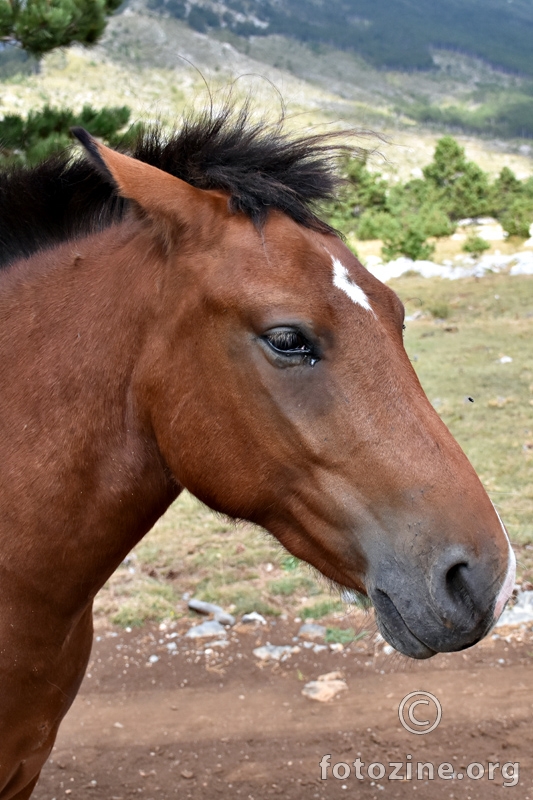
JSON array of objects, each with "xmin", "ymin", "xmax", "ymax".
[{"xmin": 0, "ymin": 105, "xmax": 352, "ymax": 271}]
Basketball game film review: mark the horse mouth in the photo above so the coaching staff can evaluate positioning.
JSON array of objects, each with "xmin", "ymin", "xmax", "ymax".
[{"xmin": 371, "ymin": 589, "xmax": 437, "ymax": 660}]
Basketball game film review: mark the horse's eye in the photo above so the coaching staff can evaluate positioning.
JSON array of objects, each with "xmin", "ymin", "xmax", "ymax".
[
  {"xmin": 262, "ymin": 327, "xmax": 319, "ymax": 366},
  {"xmin": 266, "ymin": 329, "xmax": 310, "ymax": 353}
]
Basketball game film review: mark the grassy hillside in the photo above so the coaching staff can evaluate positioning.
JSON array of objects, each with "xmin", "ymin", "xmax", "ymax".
[
  {"xmin": 101, "ymin": 5, "xmax": 533, "ymax": 142},
  {"xmin": 136, "ymin": 0, "xmax": 533, "ymax": 137}
]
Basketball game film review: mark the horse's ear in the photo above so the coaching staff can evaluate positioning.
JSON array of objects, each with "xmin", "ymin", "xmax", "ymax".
[{"xmin": 71, "ymin": 127, "xmax": 212, "ymax": 228}]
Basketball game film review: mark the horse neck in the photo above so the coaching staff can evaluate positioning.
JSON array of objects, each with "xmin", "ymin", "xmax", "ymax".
[{"xmin": 0, "ymin": 222, "xmax": 179, "ymax": 618}]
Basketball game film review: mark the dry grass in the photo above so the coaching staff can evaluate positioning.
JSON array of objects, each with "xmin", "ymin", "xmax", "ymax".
[
  {"xmin": 392, "ymin": 273, "xmax": 533, "ymax": 576},
  {"xmin": 350, "ymin": 234, "xmax": 530, "ymax": 265},
  {"xmin": 94, "ymin": 492, "xmax": 337, "ymax": 626}
]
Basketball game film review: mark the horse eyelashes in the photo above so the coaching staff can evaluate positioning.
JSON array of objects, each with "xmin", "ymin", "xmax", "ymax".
[{"xmin": 270, "ymin": 331, "xmax": 307, "ymax": 351}]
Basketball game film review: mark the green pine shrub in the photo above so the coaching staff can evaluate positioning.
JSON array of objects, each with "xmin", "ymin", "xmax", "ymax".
[
  {"xmin": 321, "ymin": 155, "xmax": 388, "ymax": 235},
  {"xmin": 500, "ymin": 196, "xmax": 533, "ymax": 238},
  {"xmin": 463, "ymin": 234, "xmax": 491, "ymax": 256},
  {"xmin": 489, "ymin": 168, "xmax": 533, "ymax": 238},
  {"xmin": 0, "ymin": 0, "xmax": 121, "ymax": 58},
  {"xmin": 0, "ymin": 104, "xmax": 140, "ymax": 166},
  {"xmin": 381, "ymin": 217, "xmax": 435, "ymax": 262}
]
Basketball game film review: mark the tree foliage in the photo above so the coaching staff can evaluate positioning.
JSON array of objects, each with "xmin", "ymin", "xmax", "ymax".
[
  {"xmin": 463, "ymin": 233, "xmax": 490, "ymax": 256},
  {"xmin": 0, "ymin": 104, "xmax": 139, "ymax": 165},
  {"xmin": 0, "ymin": 0, "xmax": 121, "ymax": 57},
  {"xmin": 322, "ymin": 155, "xmax": 387, "ymax": 232},
  {"xmin": 322, "ymin": 136, "xmax": 533, "ymax": 260}
]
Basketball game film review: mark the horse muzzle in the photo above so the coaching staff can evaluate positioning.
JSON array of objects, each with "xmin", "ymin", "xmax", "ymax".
[{"xmin": 367, "ymin": 543, "xmax": 515, "ymax": 660}]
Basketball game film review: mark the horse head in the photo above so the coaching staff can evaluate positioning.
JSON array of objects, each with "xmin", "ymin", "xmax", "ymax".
[{"xmin": 75, "ymin": 128, "xmax": 515, "ymax": 660}]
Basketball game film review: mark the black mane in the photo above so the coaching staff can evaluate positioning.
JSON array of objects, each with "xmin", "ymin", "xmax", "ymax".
[{"xmin": 0, "ymin": 107, "xmax": 345, "ymax": 269}]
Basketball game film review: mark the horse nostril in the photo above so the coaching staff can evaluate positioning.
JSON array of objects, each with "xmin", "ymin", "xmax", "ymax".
[{"xmin": 444, "ymin": 561, "xmax": 476, "ymax": 617}]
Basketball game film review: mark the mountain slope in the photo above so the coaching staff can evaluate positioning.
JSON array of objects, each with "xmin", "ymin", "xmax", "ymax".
[{"xmin": 148, "ymin": 0, "xmax": 533, "ymax": 77}]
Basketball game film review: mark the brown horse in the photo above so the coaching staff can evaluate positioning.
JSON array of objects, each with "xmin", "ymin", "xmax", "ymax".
[{"xmin": 0, "ymin": 109, "xmax": 514, "ymax": 799}]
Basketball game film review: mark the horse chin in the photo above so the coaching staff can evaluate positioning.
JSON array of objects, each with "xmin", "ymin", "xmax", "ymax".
[
  {"xmin": 371, "ymin": 590, "xmax": 437, "ymax": 660},
  {"xmin": 375, "ymin": 614, "xmax": 437, "ymax": 660},
  {"xmin": 336, "ymin": 581, "xmax": 436, "ymax": 659}
]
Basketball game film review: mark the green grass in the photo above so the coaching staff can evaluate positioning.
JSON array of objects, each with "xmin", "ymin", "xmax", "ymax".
[
  {"xmin": 299, "ymin": 600, "xmax": 345, "ymax": 620},
  {"xmin": 427, "ymin": 301, "xmax": 451, "ymax": 320},
  {"xmin": 324, "ymin": 627, "xmax": 369, "ymax": 644},
  {"xmin": 268, "ymin": 576, "xmax": 320, "ymax": 597},
  {"xmin": 281, "ymin": 555, "xmax": 301, "ymax": 571},
  {"xmin": 110, "ymin": 581, "xmax": 180, "ymax": 628}
]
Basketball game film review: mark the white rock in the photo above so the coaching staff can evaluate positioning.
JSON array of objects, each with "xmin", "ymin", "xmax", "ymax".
[
  {"xmin": 318, "ymin": 670, "xmax": 344, "ymax": 681},
  {"xmin": 364, "ymin": 250, "xmax": 533, "ymax": 283},
  {"xmin": 302, "ymin": 672, "xmax": 348, "ymax": 702},
  {"xmin": 509, "ymin": 252, "xmax": 533, "ymax": 274},
  {"xmin": 298, "ymin": 623, "xmax": 326, "ymax": 640},
  {"xmin": 364, "ymin": 255, "xmax": 384, "ymax": 270},
  {"xmin": 241, "ymin": 612, "xmax": 267, "ymax": 625},
  {"xmin": 188, "ymin": 598, "xmax": 220, "ymax": 615},
  {"xmin": 476, "ymin": 222, "xmax": 506, "ymax": 241},
  {"xmin": 495, "ymin": 591, "xmax": 533, "ymax": 627},
  {"xmin": 214, "ymin": 611, "xmax": 236, "ymax": 626},
  {"xmin": 185, "ymin": 620, "xmax": 227, "ymax": 639},
  {"xmin": 252, "ymin": 644, "xmax": 297, "ymax": 661}
]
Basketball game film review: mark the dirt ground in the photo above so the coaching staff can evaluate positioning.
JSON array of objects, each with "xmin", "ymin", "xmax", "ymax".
[{"xmin": 33, "ymin": 615, "xmax": 533, "ymax": 800}]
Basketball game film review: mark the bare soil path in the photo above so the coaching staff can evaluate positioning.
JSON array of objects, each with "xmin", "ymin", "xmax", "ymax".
[{"xmin": 34, "ymin": 619, "xmax": 533, "ymax": 800}]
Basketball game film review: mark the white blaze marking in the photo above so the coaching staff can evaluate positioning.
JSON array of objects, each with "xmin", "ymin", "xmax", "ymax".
[
  {"xmin": 331, "ymin": 256, "xmax": 374, "ymax": 314},
  {"xmin": 492, "ymin": 504, "xmax": 517, "ymax": 620}
]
